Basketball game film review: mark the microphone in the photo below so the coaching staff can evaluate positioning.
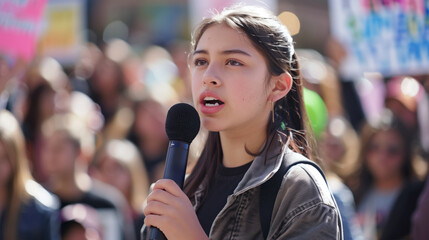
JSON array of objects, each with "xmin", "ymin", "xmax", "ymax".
[{"xmin": 148, "ymin": 103, "xmax": 200, "ymax": 240}]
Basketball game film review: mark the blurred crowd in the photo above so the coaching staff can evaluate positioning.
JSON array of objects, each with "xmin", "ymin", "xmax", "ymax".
[{"xmin": 0, "ymin": 23, "xmax": 429, "ymax": 240}]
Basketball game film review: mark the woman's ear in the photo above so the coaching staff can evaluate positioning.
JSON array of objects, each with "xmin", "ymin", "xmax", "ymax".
[{"xmin": 269, "ymin": 72, "xmax": 293, "ymax": 102}]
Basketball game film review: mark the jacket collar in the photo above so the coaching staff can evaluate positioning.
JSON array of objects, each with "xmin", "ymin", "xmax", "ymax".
[
  {"xmin": 192, "ymin": 131, "xmax": 290, "ymax": 208},
  {"xmin": 234, "ymin": 131, "xmax": 290, "ymax": 195}
]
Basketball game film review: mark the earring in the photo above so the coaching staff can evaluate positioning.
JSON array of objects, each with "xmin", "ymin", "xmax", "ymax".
[{"xmin": 271, "ymin": 101, "xmax": 274, "ymax": 123}]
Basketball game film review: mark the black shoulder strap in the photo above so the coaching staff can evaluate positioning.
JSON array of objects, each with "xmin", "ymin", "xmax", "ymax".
[{"xmin": 259, "ymin": 154, "xmax": 326, "ymax": 239}]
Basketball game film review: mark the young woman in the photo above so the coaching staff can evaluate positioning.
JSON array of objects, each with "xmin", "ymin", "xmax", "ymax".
[
  {"xmin": 127, "ymin": 97, "xmax": 169, "ymax": 184},
  {"xmin": 40, "ymin": 113, "xmax": 135, "ymax": 240},
  {"xmin": 142, "ymin": 5, "xmax": 342, "ymax": 239},
  {"xmin": 22, "ymin": 81, "xmax": 57, "ymax": 183},
  {"xmin": 350, "ymin": 110, "xmax": 417, "ymax": 240},
  {"xmin": 90, "ymin": 139, "xmax": 150, "ymax": 240},
  {"xmin": 0, "ymin": 110, "xmax": 59, "ymax": 240}
]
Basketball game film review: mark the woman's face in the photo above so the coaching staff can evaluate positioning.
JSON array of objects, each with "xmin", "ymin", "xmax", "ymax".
[
  {"xmin": 92, "ymin": 59, "xmax": 121, "ymax": 96},
  {"xmin": 0, "ymin": 140, "xmax": 12, "ymax": 187},
  {"xmin": 94, "ymin": 155, "xmax": 131, "ymax": 199},
  {"xmin": 190, "ymin": 24, "xmax": 272, "ymax": 133},
  {"xmin": 366, "ymin": 129, "xmax": 406, "ymax": 182},
  {"xmin": 319, "ymin": 132, "xmax": 346, "ymax": 165},
  {"xmin": 135, "ymin": 101, "xmax": 166, "ymax": 139},
  {"xmin": 41, "ymin": 131, "xmax": 78, "ymax": 177}
]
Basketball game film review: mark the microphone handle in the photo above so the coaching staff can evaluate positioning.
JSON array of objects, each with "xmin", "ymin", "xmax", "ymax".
[
  {"xmin": 149, "ymin": 140, "xmax": 190, "ymax": 240},
  {"xmin": 162, "ymin": 140, "xmax": 189, "ymax": 187}
]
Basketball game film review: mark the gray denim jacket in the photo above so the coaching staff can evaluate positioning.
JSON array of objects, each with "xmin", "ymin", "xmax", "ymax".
[{"xmin": 142, "ymin": 134, "xmax": 343, "ymax": 239}]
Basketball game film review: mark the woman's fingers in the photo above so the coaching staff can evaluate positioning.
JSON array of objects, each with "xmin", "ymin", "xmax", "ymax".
[
  {"xmin": 146, "ymin": 187, "xmax": 175, "ymax": 205},
  {"xmin": 145, "ymin": 179, "xmax": 191, "ymax": 217},
  {"xmin": 144, "ymin": 199, "xmax": 208, "ymax": 240},
  {"xmin": 144, "ymin": 198, "xmax": 174, "ymax": 217},
  {"xmin": 151, "ymin": 179, "xmax": 186, "ymax": 198},
  {"xmin": 144, "ymin": 212, "xmax": 172, "ymax": 229},
  {"xmin": 144, "ymin": 184, "xmax": 190, "ymax": 233},
  {"xmin": 143, "ymin": 179, "xmax": 208, "ymax": 240}
]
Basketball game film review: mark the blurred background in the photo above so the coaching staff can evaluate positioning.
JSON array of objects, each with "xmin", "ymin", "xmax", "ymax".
[{"xmin": 1, "ymin": 0, "xmax": 429, "ymax": 240}]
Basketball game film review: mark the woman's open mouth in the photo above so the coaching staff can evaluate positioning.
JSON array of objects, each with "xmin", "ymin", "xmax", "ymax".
[
  {"xmin": 199, "ymin": 93, "xmax": 225, "ymax": 114},
  {"xmin": 203, "ymin": 97, "xmax": 224, "ymax": 107}
]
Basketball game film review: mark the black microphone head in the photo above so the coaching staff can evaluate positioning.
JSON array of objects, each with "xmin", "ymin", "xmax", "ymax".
[{"xmin": 165, "ymin": 103, "xmax": 200, "ymax": 143}]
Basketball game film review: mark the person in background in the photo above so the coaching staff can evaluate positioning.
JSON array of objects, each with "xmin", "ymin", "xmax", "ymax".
[
  {"xmin": 350, "ymin": 109, "xmax": 418, "ymax": 240},
  {"xmin": 379, "ymin": 77, "xmax": 426, "ymax": 240},
  {"xmin": 167, "ymin": 40, "xmax": 194, "ymax": 103},
  {"xmin": 0, "ymin": 110, "xmax": 59, "ymax": 240},
  {"xmin": 87, "ymin": 54, "xmax": 133, "ymax": 141},
  {"xmin": 89, "ymin": 139, "xmax": 149, "ymax": 240},
  {"xmin": 298, "ymin": 49, "xmax": 363, "ymax": 240},
  {"xmin": 87, "ymin": 54, "xmax": 126, "ymax": 122},
  {"xmin": 22, "ymin": 81, "xmax": 58, "ymax": 183},
  {"xmin": 69, "ymin": 43, "xmax": 103, "ymax": 95},
  {"xmin": 318, "ymin": 116, "xmax": 364, "ymax": 240},
  {"xmin": 384, "ymin": 76, "xmax": 424, "ymax": 136},
  {"xmin": 303, "ymin": 89, "xmax": 363, "ymax": 240},
  {"xmin": 127, "ymin": 97, "xmax": 169, "ymax": 183},
  {"xmin": 323, "ymin": 37, "xmax": 366, "ymax": 131},
  {"xmin": 21, "ymin": 57, "xmax": 71, "ymax": 184},
  {"xmin": 410, "ymin": 74, "xmax": 429, "ymax": 240},
  {"xmin": 40, "ymin": 113, "xmax": 134, "ymax": 240}
]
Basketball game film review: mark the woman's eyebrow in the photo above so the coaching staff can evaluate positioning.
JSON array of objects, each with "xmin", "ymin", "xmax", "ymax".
[
  {"xmin": 221, "ymin": 49, "xmax": 251, "ymax": 56},
  {"xmin": 193, "ymin": 49, "xmax": 252, "ymax": 56},
  {"xmin": 193, "ymin": 49, "xmax": 207, "ymax": 55}
]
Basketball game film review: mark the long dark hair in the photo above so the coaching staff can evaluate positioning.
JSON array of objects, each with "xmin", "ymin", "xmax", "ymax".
[
  {"xmin": 184, "ymin": 5, "xmax": 311, "ymax": 200},
  {"xmin": 22, "ymin": 82, "xmax": 55, "ymax": 141}
]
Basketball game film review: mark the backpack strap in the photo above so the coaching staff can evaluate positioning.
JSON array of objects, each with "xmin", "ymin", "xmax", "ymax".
[{"xmin": 259, "ymin": 153, "xmax": 326, "ymax": 239}]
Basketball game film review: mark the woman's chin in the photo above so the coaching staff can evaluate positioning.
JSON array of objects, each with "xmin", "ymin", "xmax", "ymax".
[{"xmin": 201, "ymin": 119, "xmax": 223, "ymax": 133}]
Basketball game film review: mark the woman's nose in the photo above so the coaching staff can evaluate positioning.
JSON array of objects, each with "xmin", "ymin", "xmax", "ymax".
[{"xmin": 202, "ymin": 64, "xmax": 221, "ymax": 87}]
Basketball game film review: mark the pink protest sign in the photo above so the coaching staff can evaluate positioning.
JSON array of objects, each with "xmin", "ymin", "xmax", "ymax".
[{"xmin": 0, "ymin": 0, "xmax": 48, "ymax": 61}]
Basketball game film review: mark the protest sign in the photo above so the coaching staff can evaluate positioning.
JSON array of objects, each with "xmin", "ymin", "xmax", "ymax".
[
  {"xmin": 0, "ymin": 0, "xmax": 48, "ymax": 61},
  {"xmin": 329, "ymin": 0, "xmax": 429, "ymax": 79},
  {"xmin": 38, "ymin": 0, "xmax": 86, "ymax": 66}
]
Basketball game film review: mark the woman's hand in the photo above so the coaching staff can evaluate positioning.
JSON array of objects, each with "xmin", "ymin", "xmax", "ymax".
[{"xmin": 144, "ymin": 179, "xmax": 208, "ymax": 240}]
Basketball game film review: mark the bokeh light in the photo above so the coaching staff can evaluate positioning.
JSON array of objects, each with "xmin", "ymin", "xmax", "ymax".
[
  {"xmin": 103, "ymin": 20, "xmax": 129, "ymax": 43},
  {"xmin": 278, "ymin": 11, "xmax": 300, "ymax": 36},
  {"xmin": 401, "ymin": 77, "xmax": 420, "ymax": 98}
]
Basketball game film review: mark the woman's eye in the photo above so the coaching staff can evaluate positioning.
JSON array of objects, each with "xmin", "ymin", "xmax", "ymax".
[
  {"xmin": 226, "ymin": 59, "xmax": 243, "ymax": 66},
  {"xmin": 194, "ymin": 59, "xmax": 207, "ymax": 66}
]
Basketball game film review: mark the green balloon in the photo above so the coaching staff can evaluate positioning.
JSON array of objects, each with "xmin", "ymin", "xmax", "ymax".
[{"xmin": 303, "ymin": 88, "xmax": 328, "ymax": 139}]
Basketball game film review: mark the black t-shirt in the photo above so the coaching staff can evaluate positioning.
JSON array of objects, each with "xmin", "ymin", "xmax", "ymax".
[{"xmin": 197, "ymin": 161, "xmax": 252, "ymax": 236}]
